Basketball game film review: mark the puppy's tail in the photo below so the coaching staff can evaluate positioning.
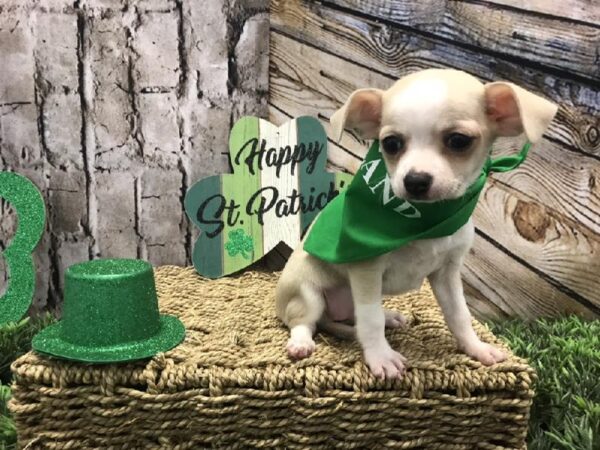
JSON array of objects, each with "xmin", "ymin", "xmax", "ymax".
[{"xmin": 318, "ymin": 316, "xmax": 355, "ymax": 340}]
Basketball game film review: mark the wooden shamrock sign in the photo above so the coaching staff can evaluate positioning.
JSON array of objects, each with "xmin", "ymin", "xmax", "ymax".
[{"xmin": 184, "ymin": 116, "xmax": 351, "ymax": 278}]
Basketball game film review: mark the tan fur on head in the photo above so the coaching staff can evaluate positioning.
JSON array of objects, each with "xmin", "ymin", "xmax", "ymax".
[{"xmin": 329, "ymin": 69, "xmax": 558, "ymax": 201}]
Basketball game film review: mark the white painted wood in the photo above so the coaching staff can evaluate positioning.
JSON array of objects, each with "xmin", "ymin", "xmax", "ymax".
[{"xmin": 259, "ymin": 119, "xmax": 302, "ymax": 251}]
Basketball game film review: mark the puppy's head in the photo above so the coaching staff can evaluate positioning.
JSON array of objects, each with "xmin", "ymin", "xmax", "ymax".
[{"xmin": 331, "ymin": 69, "xmax": 558, "ymax": 201}]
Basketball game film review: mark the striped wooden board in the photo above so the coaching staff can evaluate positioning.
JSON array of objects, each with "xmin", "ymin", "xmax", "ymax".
[{"xmin": 184, "ymin": 116, "xmax": 352, "ymax": 278}]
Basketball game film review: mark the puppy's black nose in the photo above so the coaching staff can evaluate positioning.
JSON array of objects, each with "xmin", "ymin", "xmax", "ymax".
[{"xmin": 403, "ymin": 171, "xmax": 433, "ymax": 196}]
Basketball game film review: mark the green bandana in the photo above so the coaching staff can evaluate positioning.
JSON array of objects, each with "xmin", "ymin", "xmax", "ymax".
[{"xmin": 303, "ymin": 141, "xmax": 531, "ymax": 263}]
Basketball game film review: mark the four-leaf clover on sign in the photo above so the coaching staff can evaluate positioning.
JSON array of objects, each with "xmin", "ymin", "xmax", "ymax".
[{"xmin": 225, "ymin": 229, "xmax": 254, "ymax": 260}]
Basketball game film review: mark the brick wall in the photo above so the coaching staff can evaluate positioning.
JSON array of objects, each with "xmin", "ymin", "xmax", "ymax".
[{"xmin": 0, "ymin": 0, "xmax": 269, "ymax": 310}]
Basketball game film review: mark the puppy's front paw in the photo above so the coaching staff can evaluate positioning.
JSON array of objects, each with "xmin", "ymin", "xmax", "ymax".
[
  {"xmin": 384, "ymin": 309, "xmax": 408, "ymax": 329},
  {"xmin": 464, "ymin": 341, "xmax": 507, "ymax": 365},
  {"xmin": 287, "ymin": 336, "xmax": 315, "ymax": 359},
  {"xmin": 364, "ymin": 346, "xmax": 408, "ymax": 379}
]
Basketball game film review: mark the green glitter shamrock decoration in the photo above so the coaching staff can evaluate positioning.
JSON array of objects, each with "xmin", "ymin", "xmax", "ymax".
[
  {"xmin": 224, "ymin": 229, "xmax": 254, "ymax": 260},
  {"xmin": 0, "ymin": 171, "xmax": 46, "ymax": 326}
]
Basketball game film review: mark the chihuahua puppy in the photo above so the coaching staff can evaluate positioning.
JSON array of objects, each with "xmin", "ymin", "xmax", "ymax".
[{"xmin": 276, "ymin": 69, "xmax": 557, "ymax": 379}]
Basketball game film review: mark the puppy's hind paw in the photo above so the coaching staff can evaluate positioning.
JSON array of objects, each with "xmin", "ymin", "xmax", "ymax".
[
  {"xmin": 286, "ymin": 337, "xmax": 315, "ymax": 359},
  {"xmin": 464, "ymin": 341, "xmax": 507, "ymax": 366},
  {"xmin": 384, "ymin": 309, "xmax": 408, "ymax": 329}
]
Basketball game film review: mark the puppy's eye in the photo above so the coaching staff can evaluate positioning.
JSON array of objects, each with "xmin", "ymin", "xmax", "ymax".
[
  {"xmin": 381, "ymin": 135, "xmax": 405, "ymax": 155},
  {"xmin": 445, "ymin": 133, "xmax": 474, "ymax": 152}
]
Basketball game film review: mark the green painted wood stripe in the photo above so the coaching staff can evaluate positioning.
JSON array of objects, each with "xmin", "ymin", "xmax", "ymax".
[
  {"xmin": 222, "ymin": 116, "xmax": 263, "ymax": 275},
  {"xmin": 297, "ymin": 116, "xmax": 332, "ymax": 233},
  {"xmin": 190, "ymin": 175, "xmax": 223, "ymax": 279},
  {"xmin": 335, "ymin": 171, "xmax": 353, "ymax": 193}
]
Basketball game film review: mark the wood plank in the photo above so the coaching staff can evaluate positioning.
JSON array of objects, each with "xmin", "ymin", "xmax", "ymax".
[
  {"xmin": 474, "ymin": 183, "xmax": 600, "ymax": 308},
  {"xmin": 322, "ymin": 0, "xmax": 600, "ymax": 80},
  {"xmin": 464, "ymin": 233, "xmax": 596, "ymax": 319},
  {"xmin": 270, "ymin": 0, "xmax": 600, "ymax": 158},
  {"xmin": 269, "ymin": 32, "xmax": 600, "ymax": 233},
  {"xmin": 468, "ymin": 0, "xmax": 600, "ymax": 28},
  {"xmin": 223, "ymin": 116, "xmax": 264, "ymax": 274},
  {"xmin": 269, "ymin": 103, "xmax": 363, "ymax": 173},
  {"xmin": 463, "ymin": 280, "xmax": 509, "ymax": 321},
  {"xmin": 259, "ymin": 119, "xmax": 302, "ymax": 251}
]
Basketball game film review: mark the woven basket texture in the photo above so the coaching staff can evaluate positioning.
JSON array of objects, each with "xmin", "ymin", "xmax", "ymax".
[{"xmin": 10, "ymin": 266, "xmax": 535, "ymax": 449}]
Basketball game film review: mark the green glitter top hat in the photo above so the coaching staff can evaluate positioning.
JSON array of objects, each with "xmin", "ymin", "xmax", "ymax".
[{"xmin": 32, "ymin": 259, "xmax": 185, "ymax": 363}]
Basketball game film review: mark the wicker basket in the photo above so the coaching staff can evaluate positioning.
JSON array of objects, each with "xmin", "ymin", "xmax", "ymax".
[{"xmin": 10, "ymin": 266, "xmax": 534, "ymax": 449}]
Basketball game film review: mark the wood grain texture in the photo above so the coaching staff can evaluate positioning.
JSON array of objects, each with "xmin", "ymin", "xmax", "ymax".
[
  {"xmin": 268, "ymin": 19, "xmax": 600, "ymax": 318},
  {"xmin": 466, "ymin": 0, "xmax": 600, "ymax": 27},
  {"xmin": 269, "ymin": 105, "xmax": 361, "ymax": 173},
  {"xmin": 464, "ymin": 234, "xmax": 595, "ymax": 319},
  {"xmin": 324, "ymin": 0, "xmax": 600, "ymax": 81},
  {"xmin": 270, "ymin": 32, "xmax": 600, "ymax": 232},
  {"xmin": 271, "ymin": 0, "xmax": 600, "ymax": 158},
  {"xmin": 259, "ymin": 119, "xmax": 301, "ymax": 251},
  {"xmin": 475, "ymin": 183, "xmax": 600, "ymax": 311}
]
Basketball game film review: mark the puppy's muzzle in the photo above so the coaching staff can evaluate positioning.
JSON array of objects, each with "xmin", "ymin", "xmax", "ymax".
[{"xmin": 403, "ymin": 171, "xmax": 433, "ymax": 197}]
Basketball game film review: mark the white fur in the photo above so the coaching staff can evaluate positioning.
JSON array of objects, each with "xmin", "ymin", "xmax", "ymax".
[{"xmin": 276, "ymin": 69, "xmax": 558, "ymax": 379}]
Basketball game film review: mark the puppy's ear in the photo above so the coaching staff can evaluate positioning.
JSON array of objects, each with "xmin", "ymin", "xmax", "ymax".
[
  {"xmin": 330, "ymin": 88, "xmax": 384, "ymax": 142},
  {"xmin": 484, "ymin": 82, "xmax": 558, "ymax": 143}
]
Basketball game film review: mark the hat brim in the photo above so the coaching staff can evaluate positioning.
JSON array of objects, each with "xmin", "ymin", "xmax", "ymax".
[{"xmin": 32, "ymin": 315, "xmax": 185, "ymax": 364}]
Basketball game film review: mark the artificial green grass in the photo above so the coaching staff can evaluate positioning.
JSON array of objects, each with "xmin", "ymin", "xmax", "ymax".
[
  {"xmin": 0, "ymin": 315, "xmax": 597, "ymax": 449},
  {"xmin": 0, "ymin": 383, "xmax": 16, "ymax": 450},
  {"xmin": 0, "ymin": 315, "xmax": 56, "ymax": 384},
  {"xmin": 490, "ymin": 317, "xmax": 600, "ymax": 450},
  {"xmin": 0, "ymin": 315, "xmax": 55, "ymax": 450}
]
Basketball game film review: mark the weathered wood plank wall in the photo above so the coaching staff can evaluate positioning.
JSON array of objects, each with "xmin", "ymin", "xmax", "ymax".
[
  {"xmin": 268, "ymin": 0, "xmax": 600, "ymax": 319},
  {"xmin": 0, "ymin": 0, "xmax": 269, "ymax": 310}
]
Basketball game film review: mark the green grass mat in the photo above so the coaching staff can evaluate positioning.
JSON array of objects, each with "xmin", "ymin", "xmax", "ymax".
[
  {"xmin": 491, "ymin": 317, "xmax": 599, "ymax": 450},
  {"xmin": 1, "ymin": 315, "xmax": 55, "ymax": 450}
]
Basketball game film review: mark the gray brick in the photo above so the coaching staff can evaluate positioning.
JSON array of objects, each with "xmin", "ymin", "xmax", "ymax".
[
  {"xmin": 95, "ymin": 171, "xmax": 138, "ymax": 257},
  {"xmin": 135, "ymin": 12, "xmax": 179, "ymax": 89},
  {"xmin": 35, "ymin": 11, "xmax": 79, "ymax": 91},
  {"xmin": 0, "ymin": 105, "xmax": 42, "ymax": 169},
  {"xmin": 89, "ymin": 14, "xmax": 136, "ymax": 164},
  {"xmin": 87, "ymin": 0, "xmax": 126, "ymax": 9},
  {"xmin": 54, "ymin": 238, "xmax": 91, "ymax": 292},
  {"xmin": 187, "ymin": 102, "xmax": 231, "ymax": 183},
  {"xmin": 232, "ymin": 90, "xmax": 268, "ymax": 121},
  {"xmin": 44, "ymin": 93, "xmax": 83, "ymax": 169},
  {"xmin": 48, "ymin": 170, "xmax": 87, "ymax": 234},
  {"xmin": 139, "ymin": 93, "xmax": 179, "ymax": 168},
  {"xmin": 33, "ymin": 234, "xmax": 51, "ymax": 310},
  {"xmin": 0, "ymin": 13, "xmax": 35, "ymax": 103},
  {"xmin": 147, "ymin": 243, "xmax": 186, "ymax": 266},
  {"xmin": 137, "ymin": 0, "xmax": 176, "ymax": 12},
  {"xmin": 234, "ymin": 13, "xmax": 269, "ymax": 93},
  {"xmin": 187, "ymin": 1, "xmax": 229, "ymax": 101},
  {"xmin": 0, "ymin": 0, "xmax": 269, "ymax": 309},
  {"xmin": 140, "ymin": 168, "xmax": 183, "ymax": 246},
  {"xmin": 141, "ymin": 166, "xmax": 181, "ymax": 196}
]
